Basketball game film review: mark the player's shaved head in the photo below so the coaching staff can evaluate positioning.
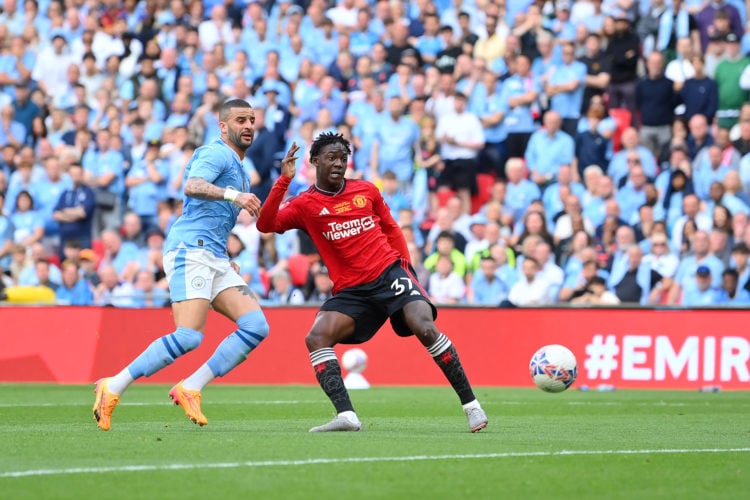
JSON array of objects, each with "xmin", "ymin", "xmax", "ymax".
[{"xmin": 220, "ymin": 99, "xmax": 252, "ymax": 122}]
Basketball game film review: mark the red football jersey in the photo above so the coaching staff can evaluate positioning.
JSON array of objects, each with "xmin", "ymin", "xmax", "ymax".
[{"xmin": 257, "ymin": 177, "xmax": 410, "ymax": 294}]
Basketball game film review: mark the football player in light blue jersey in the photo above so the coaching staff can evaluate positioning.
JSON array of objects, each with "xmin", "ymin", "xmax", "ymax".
[{"xmin": 92, "ymin": 99, "xmax": 300, "ymax": 431}]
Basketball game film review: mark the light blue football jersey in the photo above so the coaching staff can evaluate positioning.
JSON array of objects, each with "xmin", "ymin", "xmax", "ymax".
[{"xmin": 164, "ymin": 140, "xmax": 250, "ymax": 257}]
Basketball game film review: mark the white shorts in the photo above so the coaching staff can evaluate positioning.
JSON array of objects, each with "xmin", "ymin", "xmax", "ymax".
[{"xmin": 164, "ymin": 248, "xmax": 246, "ymax": 303}]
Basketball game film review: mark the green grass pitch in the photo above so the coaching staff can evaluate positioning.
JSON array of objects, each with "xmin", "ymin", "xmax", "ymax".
[{"xmin": 1, "ymin": 384, "xmax": 748, "ymax": 499}]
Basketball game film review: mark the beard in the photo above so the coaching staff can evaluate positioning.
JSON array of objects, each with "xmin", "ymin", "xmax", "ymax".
[{"xmin": 228, "ymin": 128, "xmax": 253, "ymax": 151}]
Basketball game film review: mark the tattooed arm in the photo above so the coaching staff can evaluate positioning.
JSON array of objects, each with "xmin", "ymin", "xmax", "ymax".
[
  {"xmin": 184, "ymin": 177, "xmax": 227, "ymax": 200},
  {"xmin": 184, "ymin": 177, "xmax": 261, "ymax": 216}
]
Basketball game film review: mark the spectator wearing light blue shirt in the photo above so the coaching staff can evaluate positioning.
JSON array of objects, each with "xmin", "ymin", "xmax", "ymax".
[
  {"xmin": 349, "ymin": 8, "xmax": 380, "ymax": 58},
  {"xmin": 227, "ymin": 233, "xmax": 267, "ymax": 299},
  {"xmin": 474, "ymin": 69, "xmax": 509, "ymax": 178},
  {"xmin": 545, "ymin": 41, "xmax": 587, "ymax": 137},
  {"xmin": 299, "ymin": 76, "xmax": 347, "ymax": 126},
  {"xmin": 681, "ymin": 265, "xmax": 723, "ymax": 306},
  {"xmin": 55, "ymin": 261, "xmax": 94, "ymax": 306},
  {"xmin": 310, "ymin": 17, "xmax": 340, "ymax": 70},
  {"xmin": 10, "ymin": 190, "xmax": 44, "ymax": 247},
  {"xmin": 504, "ymin": 157, "xmax": 542, "ymax": 223},
  {"xmin": 702, "ymin": 181, "xmax": 750, "ymax": 220},
  {"xmin": 718, "ymin": 267, "xmax": 750, "ymax": 305},
  {"xmin": 386, "ymin": 61, "xmax": 417, "ymax": 102},
  {"xmin": 615, "ymin": 165, "xmax": 649, "ymax": 225},
  {"xmin": 608, "ymin": 243, "xmax": 655, "ymax": 305},
  {"xmin": 500, "ymin": 54, "xmax": 540, "ymax": 158},
  {"xmin": 279, "ymin": 35, "xmax": 311, "ymax": 84},
  {"xmin": 546, "ymin": 2, "xmax": 577, "ymax": 42},
  {"xmin": 380, "ymin": 171, "xmax": 411, "ymax": 220},
  {"xmin": 370, "ymin": 96, "xmax": 420, "ymax": 186},
  {"xmin": 414, "ymin": 13, "xmax": 444, "ymax": 67},
  {"xmin": 350, "ymin": 91, "xmax": 386, "ymax": 179},
  {"xmin": 98, "ymin": 229, "xmax": 141, "ymax": 282},
  {"xmin": 126, "ymin": 140, "xmax": 169, "ymax": 232},
  {"xmin": 608, "ymin": 127, "xmax": 658, "ymax": 187},
  {"xmin": 692, "ymin": 145, "xmax": 733, "ymax": 200},
  {"xmin": 131, "ymin": 269, "xmax": 170, "ymax": 308},
  {"xmin": 0, "ymin": 104, "xmax": 26, "ymax": 149},
  {"xmin": 31, "ymin": 156, "xmax": 72, "ymax": 239},
  {"xmin": 468, "ymin": 256, "xmax": 509, "ymax": 305},
  {"xmin": 0, "ymin": 192, "xmax": 14, "ymax": 269},
  {"xmin": 524, "ymin": 111, "xmax": 575, "ymax": 186},
  {"xmin": 86, "ymin": 128, "xmax": 126, "ymax": 234},
  {"xmin": 673, "ymin": 231, "xmax": 726, "ymax": 295}
]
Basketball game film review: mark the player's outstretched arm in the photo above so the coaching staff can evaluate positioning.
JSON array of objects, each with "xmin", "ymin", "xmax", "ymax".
[
  {"xmin": 184, "ymin": 177, "xmax": 261, "ymax": 216},
  {"xmin": 257, "ymin": 142, "xmax": 300, "ymax": 233}
]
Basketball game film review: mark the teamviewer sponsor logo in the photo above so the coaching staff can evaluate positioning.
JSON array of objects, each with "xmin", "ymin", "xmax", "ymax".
[{"xmin": 322, "ymin": 216, "xmax": 376, "ymax": 240}]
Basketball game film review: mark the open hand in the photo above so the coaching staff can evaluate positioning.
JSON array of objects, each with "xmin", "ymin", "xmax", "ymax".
[{"xmin": 280, "ymin": 142, "xmax": 300, "ymax": 178}]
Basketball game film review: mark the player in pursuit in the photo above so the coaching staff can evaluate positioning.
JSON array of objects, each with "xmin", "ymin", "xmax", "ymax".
[
  {"xmin": 92, "ymin": 99, "xmax": 285, "ymax": 430},
  {"xmin": 257, "ymin": 132, "xmax": 488, "ymax": 432}
]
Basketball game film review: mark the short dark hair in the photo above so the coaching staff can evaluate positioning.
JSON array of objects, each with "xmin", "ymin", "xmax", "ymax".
[
  {"xmin": 722, "ymin": 268, "xmax": 739, "ymax": 279},
  {"xmin": 589, "ymin": 275, "xmax": 606, "ymax": 287},
  {"xmin": 436, "ymin": 230, "xmax": 455, "ymax": 243},
  {"xmin": 309, "ymin": 132, "xmax": 351, "ymax": 160},
  {"xmin": 219, "ymin": 99, "xmax": 252, "ymax": 122}
]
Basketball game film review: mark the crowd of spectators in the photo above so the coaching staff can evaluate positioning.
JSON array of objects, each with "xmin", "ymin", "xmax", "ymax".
[{"xmin": 1, "ymin": 0, "xmax": 750, "ymax": 308}]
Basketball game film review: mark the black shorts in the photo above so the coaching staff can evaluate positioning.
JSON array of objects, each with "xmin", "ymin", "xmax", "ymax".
[
  {"xmin": 320, "ymin": 260, "xmax": 438, "ymax": 344},
  {"xmin": 437, "ymin": 158, "xmax": 478, "ymax": 194}
]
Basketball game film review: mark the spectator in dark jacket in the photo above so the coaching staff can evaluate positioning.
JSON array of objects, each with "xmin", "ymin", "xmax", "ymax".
[
  {"xmin": 636, "ymin": 51, "xmax": 681, "ymax": 158},
  {"xmin": 247, "ymin": 107, "xmax": 280, "ymax": 203},
  {"xmin": 606, "ymin": 12, "xmax": 641, "ymax": 118},
  {"xmin": 680, "ymin": 54, "xmax": 719, "ymax": 123}
]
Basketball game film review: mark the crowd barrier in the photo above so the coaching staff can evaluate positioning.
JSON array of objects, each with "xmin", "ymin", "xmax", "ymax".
[{"xmin": 1, "ymin": 306, "xmax": 748, "ymax": 390}]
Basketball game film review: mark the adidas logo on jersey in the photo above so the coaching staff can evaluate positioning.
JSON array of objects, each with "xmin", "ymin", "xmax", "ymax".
[{"xmin": 319, "ymin": 207, "xmax": 330, "ymax": 215}]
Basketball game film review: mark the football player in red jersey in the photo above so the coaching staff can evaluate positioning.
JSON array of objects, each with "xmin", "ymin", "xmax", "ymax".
[{"xmin": 257, "ymin": 132, "xmax": 488, "ymax": 433}]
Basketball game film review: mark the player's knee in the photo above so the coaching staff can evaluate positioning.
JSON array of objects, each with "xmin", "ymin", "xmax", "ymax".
[
  {"xmin": 173, "ymin": 326, "xmax": 203, "ymax": 353},
  {"xmin": 305, "ymin": 330, "xmax": 330, "ymax": 351},
  {"xmin": 237, "ymin": 310, "xmax": 270, "ymax": 345}
]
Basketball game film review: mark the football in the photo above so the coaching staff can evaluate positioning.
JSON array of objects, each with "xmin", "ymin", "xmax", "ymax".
[
  {"xmin": 341, "ymin": 348, "xmax": 368, "ymax": 373},
  {"xmin": 529, "ymin": 344, "xmax": 578, "ymax": 393}
]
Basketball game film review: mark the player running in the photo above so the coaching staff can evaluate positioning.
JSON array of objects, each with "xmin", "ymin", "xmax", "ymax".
[
  {"xmin": 256, "ymin": 132, "xmax": 488, "ymax": 433},
  {"xmin": 92, "ymin": 99, "xmax": 295, "ymax": 430}
]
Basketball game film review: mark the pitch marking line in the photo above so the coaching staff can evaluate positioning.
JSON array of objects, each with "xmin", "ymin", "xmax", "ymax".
[
  {"xmin": 0, "ymin": 400, "xmax": 318, "ymax": 408},
  {"xmin": 2, "ymin": 448, "xmax": 749, "ymax": 479}
]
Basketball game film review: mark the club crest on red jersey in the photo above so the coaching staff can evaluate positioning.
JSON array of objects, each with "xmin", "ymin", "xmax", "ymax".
[{"xmin": 353, "ymin": 195, "xmax": 367, "ymax": 208}]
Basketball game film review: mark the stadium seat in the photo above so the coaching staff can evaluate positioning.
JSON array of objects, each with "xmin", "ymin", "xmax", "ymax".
[
  {"xmin": 92, "ymin": 239, "xmax": 105, "ymax": 258},
  {"xmin": 471, "ymin": 173, "xmax": 496, "ymax": 214},
  {"xmin": 286, "ymin": 254, "xmax": 311, "ymax": 287},
  {"xmin": 609, "ymin": 108, "xmax": 632, "ymax": 152},
  {"xmin": 437, "ymin": 189, "xmax": 457, "ymax": 207},
  {"xmin": 259, "ymin": 269, "xmax": 271, "ymax": 296}
]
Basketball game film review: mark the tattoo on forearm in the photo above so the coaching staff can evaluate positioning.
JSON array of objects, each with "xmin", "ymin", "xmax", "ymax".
[{"xmin": 184, "ymin": 177, "xmax": 226, "ymax": 201}]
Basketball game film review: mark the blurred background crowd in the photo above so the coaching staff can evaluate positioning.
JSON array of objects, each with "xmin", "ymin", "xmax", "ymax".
[{"xmin": 0, "ymin": 0, "xmax": 749, "ymax": 308}]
